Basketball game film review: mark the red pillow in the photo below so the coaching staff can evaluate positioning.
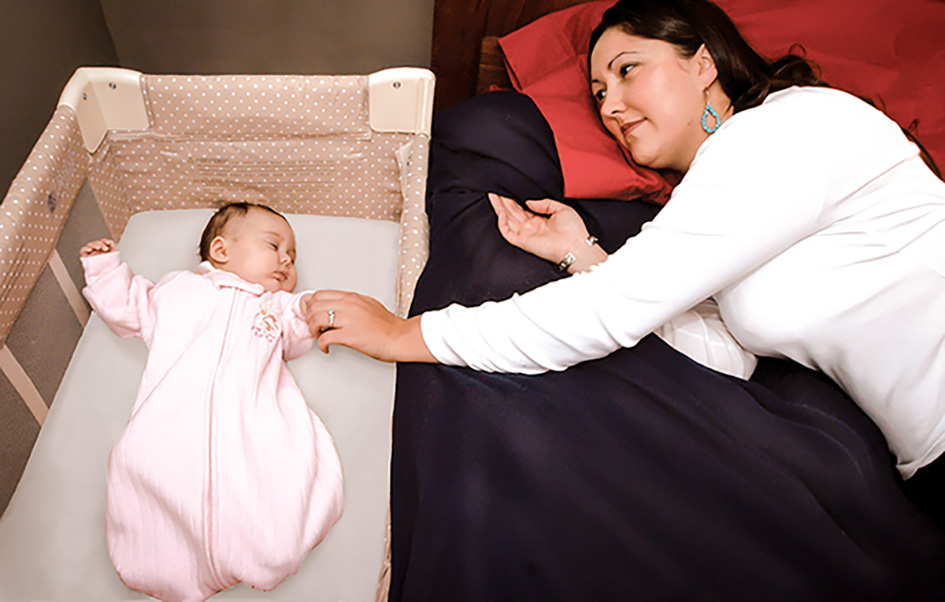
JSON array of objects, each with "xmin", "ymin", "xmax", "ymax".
[
  {"xmin": 500, "ymin": 0, "xmax": 945, "ymax": 202},
  {"xmin": 500, "ymin": 1, "xmax": 674, "ymax": 203}
]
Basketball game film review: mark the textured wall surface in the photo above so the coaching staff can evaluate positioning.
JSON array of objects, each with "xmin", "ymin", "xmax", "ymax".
[
  {"xmin": 0, "ymin": 0, "xmax": 119, "ymax": 200},
  {"xmin": 99, "ymin": 0, "xmax": 434, "ymax": 76},
  {"xmin": 1, "ymin": 0, "xmax": 435, "ymax": 201}
]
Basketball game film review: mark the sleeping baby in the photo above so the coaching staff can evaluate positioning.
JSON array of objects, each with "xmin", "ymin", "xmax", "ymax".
[{"xmin": 80, "ymin": 202, "xmax": 343, "ymax": 602}]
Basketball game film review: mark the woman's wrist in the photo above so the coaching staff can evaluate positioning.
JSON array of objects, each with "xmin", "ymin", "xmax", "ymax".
[
  {"xmin": 397, "ymin": 315, "xmax": 438, "ymax": 363},
  {"xmin": 557, "ymin": 235, "xmax": 608, "ymax": 274}
]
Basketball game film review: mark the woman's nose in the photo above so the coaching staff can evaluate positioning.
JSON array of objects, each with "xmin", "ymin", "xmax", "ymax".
[{"xmin": 600, "ymin": 93, "xmax": 625, "ymax": 117}]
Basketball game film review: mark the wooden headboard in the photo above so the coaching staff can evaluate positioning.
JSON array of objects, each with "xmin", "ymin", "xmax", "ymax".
[{"xmin": 430, "ymin": 0, "xmax": 594, "ymax": 112}]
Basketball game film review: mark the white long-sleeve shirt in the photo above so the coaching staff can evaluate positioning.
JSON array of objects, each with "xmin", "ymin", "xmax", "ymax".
[{"xmin": 421, "ymin": 86, "xmax": 945, "ymax": 477}]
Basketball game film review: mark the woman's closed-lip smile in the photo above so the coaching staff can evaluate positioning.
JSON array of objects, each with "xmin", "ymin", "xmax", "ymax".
[{"xmin": 620, "ymin": 119, "xmax": 644, "ymax": 136}]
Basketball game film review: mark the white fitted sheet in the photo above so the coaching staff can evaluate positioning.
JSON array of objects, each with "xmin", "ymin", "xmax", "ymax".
[{"xmin": 0, "ymin": 209, "xmax": 400, "ymax": 601}]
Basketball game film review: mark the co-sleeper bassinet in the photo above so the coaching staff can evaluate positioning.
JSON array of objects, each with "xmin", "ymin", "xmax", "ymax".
[{"xmin": 0, "ymin": 66, "xmax": 434, "ymax": 601}]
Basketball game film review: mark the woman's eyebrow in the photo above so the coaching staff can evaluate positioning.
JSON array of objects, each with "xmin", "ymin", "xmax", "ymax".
[{"xmin": 608, "ymin": 50, "xmax": 640, "ymax": 70}]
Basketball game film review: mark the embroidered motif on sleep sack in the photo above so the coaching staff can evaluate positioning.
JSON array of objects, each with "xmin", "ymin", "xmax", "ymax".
[{"xmin": 251, "ymin": 302, "xmax": 282, "ymax": 342}]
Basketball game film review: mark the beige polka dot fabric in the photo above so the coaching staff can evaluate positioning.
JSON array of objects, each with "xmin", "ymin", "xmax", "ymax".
[
  {"xmin": 395, "ymin": 138, "xmax": 429, "ymax": 317},
  {"xmin": 0, "ymin": 107, "xmax": 90, "ymax": 346},
  {"xmin": 0, "ymin": 72, "xmax": 430, "ymax": 345},
  {"xmin": 147, "ymin": 75, "xmax": 372, "ymax": 140}
]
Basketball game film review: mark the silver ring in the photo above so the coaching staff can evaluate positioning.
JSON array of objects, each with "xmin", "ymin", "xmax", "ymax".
[{"xmin": 327, "ymin": 308, "xmax": 336, "ymax": 328}]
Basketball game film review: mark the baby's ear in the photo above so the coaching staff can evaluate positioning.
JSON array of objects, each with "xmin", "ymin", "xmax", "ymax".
[{"xmin": 208, "ymin": 236, "xmax": 228, "ymax": 264}]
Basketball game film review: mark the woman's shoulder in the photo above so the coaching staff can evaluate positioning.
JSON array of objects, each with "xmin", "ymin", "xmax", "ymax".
[
  {"xmin": 748, "ymin": 86, "xmax": 897, "ymax": 130},
  {"xmin": 762, "ymin": 86, "xmax": 881, "ymax": 116},
  {"xmin": 685, "ymin": 84, "xmax": 921, "ymax": 211},
  {"xmin": 763, "ymin": 85, "xmax": 857, "ymax": 103},
  {"xmin": 713, "ymin": 86, "xmax": 906, "ymax": 153}
]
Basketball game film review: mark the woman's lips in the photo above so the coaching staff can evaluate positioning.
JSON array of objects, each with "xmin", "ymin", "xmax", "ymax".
[{"xmin": 620, "ymin": 119, "xmax": 644, "ymax": 136}]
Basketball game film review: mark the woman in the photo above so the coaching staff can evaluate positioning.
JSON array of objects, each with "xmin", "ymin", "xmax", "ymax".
[{"xmin": 310, "ymin": 0, "xmax": 945, "ymax": 598}]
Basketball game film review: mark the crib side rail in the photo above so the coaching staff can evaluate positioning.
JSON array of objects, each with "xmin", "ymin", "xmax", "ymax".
[
  {"xmin": 0, "ymin": 106, "xmax": 89, "ymax": 362},
  {"xmin": 0, "ymin": 104, "xmax": 116, "ymax": 513}
]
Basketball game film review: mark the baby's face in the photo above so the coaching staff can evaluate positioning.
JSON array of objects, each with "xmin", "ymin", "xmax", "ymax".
[{"xmin": 218, "ymin": 208, "xmax": 298, "ymax": 292}]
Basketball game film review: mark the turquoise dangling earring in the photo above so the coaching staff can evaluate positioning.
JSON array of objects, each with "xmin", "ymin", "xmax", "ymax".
[{"xmin": 702, "ymin": 92, "xmax": 720, "ymax": 134}]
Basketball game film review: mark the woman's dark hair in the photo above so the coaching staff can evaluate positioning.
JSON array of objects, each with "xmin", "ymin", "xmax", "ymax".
[
  {"xmin": 588, "ymin": 0, "xmax": 828, "ymax": 114},
  {"xmin": 199, "ymin": 201, "xmax": 286, "ymax": 262}
]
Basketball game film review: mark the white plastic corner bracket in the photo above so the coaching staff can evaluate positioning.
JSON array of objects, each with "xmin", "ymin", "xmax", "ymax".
[
  {"xmin": 58, "ymin": 67, "xmax": 150, "ymax": 153},
  {"xmin": 368, "ymin": 68, "xmax": 435, "ymax": 136}
]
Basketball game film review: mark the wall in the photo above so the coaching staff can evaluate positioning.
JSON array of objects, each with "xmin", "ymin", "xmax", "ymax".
[
  {"xmin": 0, "ymin": 0, "xmax": 119, "ymax": 199},
  {"xmin": 1, "ymin": 0, "xmax": 435, "ymax": 197},
  {"xmin": 99, "ymin": 0, "xmax": 434, "ymax": 75}
]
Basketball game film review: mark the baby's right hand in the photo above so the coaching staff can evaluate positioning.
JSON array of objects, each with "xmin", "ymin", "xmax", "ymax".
[{"xmin": 80, "ymin": 238, "xmax": 116, "ymax": 258}]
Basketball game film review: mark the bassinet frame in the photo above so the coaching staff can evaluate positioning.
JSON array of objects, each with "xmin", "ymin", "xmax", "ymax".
[{"xmin": 0, "ymin": 65, "xmax": 434, "ymax": 600}]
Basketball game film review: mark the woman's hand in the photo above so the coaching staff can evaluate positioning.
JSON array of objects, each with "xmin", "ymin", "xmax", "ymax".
[
  {"xmin": 80, "ymin": 238, "xmax": 116, "ymax": 258},
  {"xmin": 489, "ymin": 193, "xmax": 586, "ymax": 263},
  {"xmin": 303, "ymin": 290, "xmax": 436, "ymax": 363},
  {"xmin": 489, "ymin": 193, "xmax": 608, "ymax": 272}
]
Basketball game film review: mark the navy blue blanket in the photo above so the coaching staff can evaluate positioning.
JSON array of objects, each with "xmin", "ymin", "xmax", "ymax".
[{"xmin": 389, "ymin": 91, "xmax": 945, "ymax": 601}]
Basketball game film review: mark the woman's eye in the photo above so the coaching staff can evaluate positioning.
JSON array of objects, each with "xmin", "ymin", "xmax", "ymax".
[
  {"xmin": 619, "ymin": 63, "xmax": 635, "ymax": 77},
  {"xmin": 593, "ymin": 89, "xmax": 606, "ymax": 103}
]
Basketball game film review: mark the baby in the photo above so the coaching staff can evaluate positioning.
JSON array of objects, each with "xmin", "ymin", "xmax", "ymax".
[{"xmin": 80, "ymin": 202, "xmax": 343, "ymax": 602}]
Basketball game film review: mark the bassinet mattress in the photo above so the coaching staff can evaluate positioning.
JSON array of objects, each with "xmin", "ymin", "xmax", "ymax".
[{"xmin": 0, "ymin": 208, "xmax": 399, "ymax": 601}]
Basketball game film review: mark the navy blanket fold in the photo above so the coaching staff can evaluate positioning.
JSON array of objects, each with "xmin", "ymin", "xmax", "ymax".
[{"xmin": 389, "ymin": 90, "xmax": 945, "ymax": 602}]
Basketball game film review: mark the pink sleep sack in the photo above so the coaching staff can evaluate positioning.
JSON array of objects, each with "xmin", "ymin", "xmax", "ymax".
[{"xmin": 81, "ymin": 252, "xmax": 344, "ymax": 602}]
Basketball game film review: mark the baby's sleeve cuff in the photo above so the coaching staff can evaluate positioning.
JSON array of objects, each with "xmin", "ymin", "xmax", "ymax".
[{"xmin": 80, "ymin": 251, "xmax": 122, "ymax": 282}]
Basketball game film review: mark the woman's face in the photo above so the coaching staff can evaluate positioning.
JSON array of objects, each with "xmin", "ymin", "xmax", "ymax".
[{"xmin": 590, "ymin": 28, "xmax": 716, "ymax": 172}]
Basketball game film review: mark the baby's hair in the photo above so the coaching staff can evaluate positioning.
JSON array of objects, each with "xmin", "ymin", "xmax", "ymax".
[{"xmin": 199, "ymin": 202, "xmax": 287, "ymax": 262}]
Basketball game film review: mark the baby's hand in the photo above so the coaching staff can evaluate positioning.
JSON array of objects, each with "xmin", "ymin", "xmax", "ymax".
[
  {"xmin": 80, "ymin": 238, "xmax": 116, "ymax": 258},
  {"xmin": 300, "ymin": 293, "xmax": 319, "ymax": 336}
]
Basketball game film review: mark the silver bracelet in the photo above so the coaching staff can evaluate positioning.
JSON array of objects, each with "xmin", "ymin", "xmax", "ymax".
[{"xmin": 556, "ymin": 235, "xmax": 599, "ymax": 271}]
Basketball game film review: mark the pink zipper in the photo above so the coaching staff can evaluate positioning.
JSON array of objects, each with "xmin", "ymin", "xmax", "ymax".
[{"xmin": 203, "ymin": 291, "xmax": 238, "ymax": 589}]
